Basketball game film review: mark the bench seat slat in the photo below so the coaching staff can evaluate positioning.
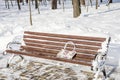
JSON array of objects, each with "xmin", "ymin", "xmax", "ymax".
[
  {"xmin": 21, "ymin": 46, "xmax": 95, "ymax": 60},
  {"xmin": 24, "ymin": 35, "xmax": 102, "ymax": 47},
  {"xmin": 6, "ymin": 50, "xmax": 92, "ymax": 66},
  {"xmin": 31, "ymin": 51, "xmax": 92, "ymax": 62},
  {"xmin": 25, "ymin": 42, "xmax": 97, "ymax": 54},
  {"xmin": 24, "ymin": 31, "xmax": 106, "ymax": 42},
  {"xmin": 24, "ymin": 39, "xmax": 100, "ymax": 51},
  {"xmin": 21, "ymin": 45, "xmax": 97, "ymax": 55}
]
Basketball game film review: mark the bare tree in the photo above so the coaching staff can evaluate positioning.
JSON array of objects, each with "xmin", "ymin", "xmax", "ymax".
[
  {"xmin": 29, "ymin": 0, "xmax": 32, "ymax": 25},
  {"xmin": 59, "ymin": 0, "xmax": 61, "ymax": 5},
  {"xmin": 107, "ymin": 0, "xmax": 112, "ymax": 6},
  {"xmin": 51, "ymin": 0, "xmax": 57, "ymax": 9},
  {"xmin": 17, "ymin": 0, "xmax": 21, "ymax": 10},
  {"xmin": 96, "ymin": 0, "xmax": 98, "ymax": 9},
  {"xmin": 73, "ymin": 0, "xmax": 81, "ymax": 18},
  {"xmin": 5, "ymin": 0, "xmax": 10, "ymax": 9},
  {"xmin": 26, "ymin": 0, "xmax": 28, "ymax": 4},
  {"xmin": 81, "ymin": 0, "xmax": 85, "ymax": 6},
  {"xmin": 109, "ymin": 0, "xmax": 112, "ymax": 3},
  {"xmin": 90, "ymin": 0, "xmax": 92, "ymax": 7},
  {"xmin": 62, "ymin": 0, "xmax": 64, "ymax": 11},
  {"xmin": 35, "ymin": 0, "xmax": 38, "ymax": 9},
  {"xmin": 37, "ymin": 0, "xmax": 40, "ymax": 14},
  {"xmin": 10, "ymin": 0, "xmax": 13, "ymax": 6}
]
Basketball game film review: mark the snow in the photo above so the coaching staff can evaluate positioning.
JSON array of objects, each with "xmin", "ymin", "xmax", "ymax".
[{"xmin": 0, "ymin": 0, "xmax": 120, "ymax": 79}]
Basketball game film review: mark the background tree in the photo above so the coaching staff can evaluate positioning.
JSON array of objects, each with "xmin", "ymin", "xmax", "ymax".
[
  {"xmin": 35, "ymin": 0, "xmax": 38, "ymax": 9},
  {"xmin": 90, "ymin": 0, "xmax": 92, "ymax": 7},
  {"xmin": 37, "ymin": 0, "xmax": 40, "ymax": 14},
  {"xmin": 17, "ymin": 0, "xmax": 21, "ymax": 10},
  {"xmin": 26, "ymin": 0, "xmax": 28, "ymax": 4},
  {"xmin": 107, "ymin": 0, "xmax": 112, "ymax": 6},
  {"xmin": 80, "ymin": 0, "xmax": 85, "ymax": 6},
  {"xmin": 10, "ymin": 0, "xmax": 13, "ymax": 6},
  {"xmin": 5, "ymin": 0, "xmax": 10, "ymax": 9},
  {"xmin": 29, "ymin": 0, "xmax": 32, "ymax": 25},
  {"xmin": 110, "ymin": 0, "xmax": 112, "ymax": 3},
  {"xmin": 51, "ymin": 0, "xmax": 57, "ymax": 9},
  {"xmin": 96, "ymin": 0, "xmax": 98, "ymax": 9},
  {"xmin": 73, "ymin": 0, "xmax": 81, "ymax": 18},
  {"xmin": 59, "ymin": 0, "xmax": 61, "ymax": 5},
  {"xmin": 62, "ymin": 0, "xmax": 64, "ymax": 11}
]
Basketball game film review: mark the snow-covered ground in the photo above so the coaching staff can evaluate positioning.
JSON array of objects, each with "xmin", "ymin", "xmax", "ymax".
[{"xmin": 0, "ymin": 0, "xmax": 120, "ymax": 79}]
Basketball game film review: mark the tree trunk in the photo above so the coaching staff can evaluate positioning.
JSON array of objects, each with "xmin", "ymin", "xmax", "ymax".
[
  {"xmin": 107, "ymin": 0, "xmax": 112, "ymax": 6},
  {"xmin": 29, "ymin": 0, "xmax": 32, "ymax": 25},
  {"xmin": 35, "ymin": 0, "xmax": 38, "ymax": 9},
  {"xmin": 73, "ymin": 0, "xmax": 81, "ymax": 18},
  {"xmin": 81, "ymin": 0, "xmax": 85, "ymax": 6},
  {"xmin": 90, "ymin": 0, "xmax": 92, "ymax": 7},
  {"xmin": 37, "ymin": 0, "xmax": 40, "ymax": 14},
  {"xmin": 17, "ymin": 0, "xmax": 21, "ymax": 10},
  {"xmin": 20, "ymin": 0, "xmax": 23, "ymax": 2},
  {"xmin": 26, "ymin": 0, "xmax": 28, "ymax": 4},
  {"xmin": 5, "ymin": 0, "xmax": 7, "ymax": 8},
  {"xmin": 110, "ymin": 0, "xmax": 112, "ymax": 3},
  {"xmin": 10, "ymin": 0, "xmax": 13, "ymax": 6},
  {"xmin": 59, "ymin": 0, "xmax": 61, "ymax": 5},
  {"xmin": 51, "ymin": 0, "xmax": 57, "ymax": 9},
  {"xmin": 62, "ymin": 0, "xmax": 64, "ymax": 11},
  {"xmin": 22, "ymin": 0, "xmax": 24, "ymax": 5},
  {"xmin": 96, "ymin": 0, "xmax": 98, "ymax": 9},
  {"xmin": 5, "ymin": 0, "xmax": 10, "ymax": 9}
]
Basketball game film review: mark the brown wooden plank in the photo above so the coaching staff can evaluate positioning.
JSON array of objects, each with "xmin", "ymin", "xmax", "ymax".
[
  {"xmin": 25, "ymin": 42, "xmax": 98, "ymax": 53},
  {"xmin": 24, "ymin": 35, "xmax": 102, "ymax": 47},
  {"xmin": 76, "ymin": 54, "xmax": 95, "ymax": 60},
  {"xmin": 6, "ymin": 50, "xmax": 92, "ymax": 66},
  {"xmin": 21, "ymin": 45, "xmax": 97, "ymax": 55},
  {"xmin": 21, "ymin": 45, "xmax": 95, "ymax": 60},
  {"xmin": 21, "ymin": 46, "xmax": 58, "ymax": 54},
  {"xmin": 32, "ymin": 51, "xmax": 92, "ymax": 62},
  {"xmin": 24, "ymin": 39, "xmax": 100, "ymax": 51},
  {"xmin": 24, "ymin": 31, "xmax": 106, "ymax": 42}
]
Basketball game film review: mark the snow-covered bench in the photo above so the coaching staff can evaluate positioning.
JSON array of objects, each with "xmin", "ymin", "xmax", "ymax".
[{"xmin": 5, "ymin": 31, "xmax": 111, "ymax": 79}]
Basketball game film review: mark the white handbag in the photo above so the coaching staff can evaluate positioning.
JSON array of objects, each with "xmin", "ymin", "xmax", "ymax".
[{"xmin": 57, "ymin": 41, "xmax": 76, "ymax": 59}]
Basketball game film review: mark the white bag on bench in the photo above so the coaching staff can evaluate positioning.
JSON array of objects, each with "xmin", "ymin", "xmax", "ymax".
[{"xmin": 57, "ymin": 41, "xmax": 76, "ymax": 59}]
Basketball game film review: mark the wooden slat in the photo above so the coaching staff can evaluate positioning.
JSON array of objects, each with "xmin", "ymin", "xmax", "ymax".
[
  {"xmin": 25, "ymin": 42, "xmax": 97, "ymax": 54},
  {"xmin": 32, "ymin": 51, "xmax": 92, "ymax": 62},
  {"xmin": 24, "ymin": 35, "xmax": 102, "ymax": 47},
  {"xmin": 24, "ymin": 31, "xmax": 106, "ymax": 42},
  {"xmin": 6, "ymin": 50, "xmax": 92, "ymax": 66},
  {"xmin": 21, "ymin": 45, "xmax": 97, "ymax": 55},
  {"xmin": 24, "ymin": 39, "xmax": 100, "ymax": 51},
  {"xmin": 21, "ymin": 46, "xmax": 58, "ymax": 54},
  {"xmin": 21, "ymin": 45, "xmax": 95, "ymax": 60},
  {"xmin": 76, "ymin": 54, "xmax": 95, "ymax": 60}
]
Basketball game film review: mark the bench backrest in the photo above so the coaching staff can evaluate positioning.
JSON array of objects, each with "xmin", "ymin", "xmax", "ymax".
[{"xmin": 21, "ymin": 31, "xmax": 110, "ymax": 66}]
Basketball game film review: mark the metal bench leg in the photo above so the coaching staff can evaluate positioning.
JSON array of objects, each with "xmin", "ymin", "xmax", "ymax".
[
  {"xmin": 7, "ymin": 54, "xmax": 24, "ymax": 68},
  {"xmin": 93, "ymin": 69, "xmax": 101, "ymax": 80},
  {"xmin": 102, "ymin": 68, "xmax": 107, "ymax": 79},
  {"xmin": 7, "ymin": 54, "xmax": 16, "ymax": 68}
]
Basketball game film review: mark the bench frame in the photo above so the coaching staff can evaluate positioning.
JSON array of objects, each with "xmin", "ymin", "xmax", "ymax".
[{"xmin": 5, "ymin": 31, "xmax": 111, "ymax": 79}]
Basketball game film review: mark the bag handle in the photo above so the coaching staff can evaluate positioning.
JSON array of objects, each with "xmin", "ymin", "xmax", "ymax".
[{"xmin": 63, "ymin": 41, "xmax": 76, "ymax": 52}]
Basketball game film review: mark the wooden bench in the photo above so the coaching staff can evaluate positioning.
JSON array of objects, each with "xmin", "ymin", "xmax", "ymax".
[{"xmin": 5, "ymin": 31, "xmax": 111, "ymax": 79}]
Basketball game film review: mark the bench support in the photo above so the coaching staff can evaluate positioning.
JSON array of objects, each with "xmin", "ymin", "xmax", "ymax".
[
  {"xmin": 7, "ymin": 54, "xmax": 24, "ymax": 68},
  {"xmin": 92, "ymin": 53, "xmax": 107, "ymax": 80}
]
